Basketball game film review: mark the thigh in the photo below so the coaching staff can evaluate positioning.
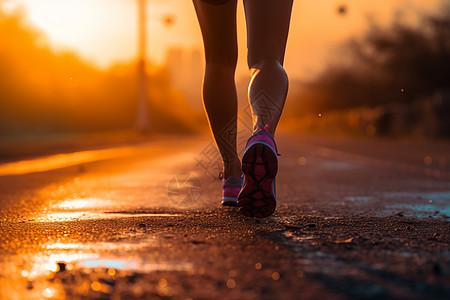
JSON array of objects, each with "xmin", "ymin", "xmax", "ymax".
[
  {"xmin": 244, "ymin": 0, "xmax": 294, "ymax": 68},
  {"xmin": 193, "ymin": 0, "xmax": 238, "ymax": 66}
]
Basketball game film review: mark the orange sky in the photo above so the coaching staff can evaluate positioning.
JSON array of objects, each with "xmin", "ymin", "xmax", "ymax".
[{"xmin": 2, "ymin": 0, "xmax": 441, "ymax": 79}]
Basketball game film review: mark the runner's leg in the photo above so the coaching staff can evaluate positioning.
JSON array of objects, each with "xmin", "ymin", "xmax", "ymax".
[
  {"xmin": 193, "ymin": 0, "xmax": 241, "ymax": 178},
  {"xmin": 244, "ymin": 0, "xmax": 294, "ymax": 136}
]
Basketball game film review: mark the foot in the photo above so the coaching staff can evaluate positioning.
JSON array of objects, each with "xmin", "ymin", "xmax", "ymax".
[
  {"xmin": 238, "ymin": 125, "xmax": 278, "ymax": 218},
  {"xmin": 222, "ymin": 176, "xmax": 243, "ymax": 207}
]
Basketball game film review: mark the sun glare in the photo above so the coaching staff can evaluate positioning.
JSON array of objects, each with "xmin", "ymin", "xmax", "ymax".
[
  {"xmin": 15, "ymin": 0, "xmax": 139, "ymax": 67},
  {"xmin": 55, "ymin": 198, "xmax": 111, "ymax": 210},
  {"xmin": 10, "ymin": 0, "xmax": 200, "ymax": 68}
]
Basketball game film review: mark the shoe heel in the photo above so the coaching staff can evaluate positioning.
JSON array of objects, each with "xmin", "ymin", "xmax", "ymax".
[{"xmin": 238, "ymin": 143, "xmax": 278, "ymax": 218}]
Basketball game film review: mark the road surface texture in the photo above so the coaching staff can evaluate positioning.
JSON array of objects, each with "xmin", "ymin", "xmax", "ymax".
[{"xmin": 0, "ymin": 132, "xmax": 449, "ymax": 300}]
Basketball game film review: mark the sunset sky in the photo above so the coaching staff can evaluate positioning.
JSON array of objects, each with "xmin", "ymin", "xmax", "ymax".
[{"xmin": 1, "ymin": 0, "xmax": 442, "ymax": 79}]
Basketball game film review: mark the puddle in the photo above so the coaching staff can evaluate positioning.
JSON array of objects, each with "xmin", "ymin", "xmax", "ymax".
[
  {"xmin": 382, "ymin": 192, "xmax": 450, "ymax": 202},
  {"xmin": 79, "ymin": 259, "xmax": 193, "ymax": 272},
  {"xmin": 337, "ymin": 192, "xmax": 450, "ymax": 219},
  {"xmin": 17, "ymin": 239, "xmax": 160, "ymax": 279},
  {"xmin": 44, "ymin": 239, "xmax": 158, "ymax": 251},
  {"xmin": 32, "ymin": 211, "xmax": 181, "ymax": 222},
  {"xmin": 0, "ymin": 239, "xmax": 193, "ymax": 299},
  {"xmin": 104, "ymin": 212, "xmax": 181, "ymax": 218},
  {"xmin": 386, "ymin": 204, "xmax": 450, "ymax": 218},
  {"xmin": 18, "ymin": 251, "xmax": 193, "ymax": 281},
  {"xmin": 382, "ymin": 192, "xmax": 450, "ymax": 219}
]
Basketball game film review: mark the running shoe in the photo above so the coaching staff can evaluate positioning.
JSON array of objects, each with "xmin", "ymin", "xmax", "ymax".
[
  {"xmin": 238, "ymin": 125, "xmax": 278, "ymax": 218},
  {"xmin": 221, "ymin": 176, "xmax": 243, "ymax": 207}
]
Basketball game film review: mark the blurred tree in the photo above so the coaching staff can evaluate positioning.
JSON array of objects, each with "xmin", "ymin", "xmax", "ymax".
[
  {"xmin": 0, "ymin": 7, "xmax": 199, "ymax": 137},
  {"xmin": 293, "ymin": 4, "xmax": 450, "ymax": 115}
]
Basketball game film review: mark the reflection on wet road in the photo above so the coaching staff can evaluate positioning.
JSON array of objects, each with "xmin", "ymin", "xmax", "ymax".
[
  {"xmin": 0, "ymin": 133, "xmax": 449, "ymax": 299},
  {"xmin": 0, "ymin": 145, "xmax": 142, "ymax": 176}
]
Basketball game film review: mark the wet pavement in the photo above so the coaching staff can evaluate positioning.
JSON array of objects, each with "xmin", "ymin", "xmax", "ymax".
[{"xmin": 0, "ymin": 133, "xmax": 449, "ymax": 299}]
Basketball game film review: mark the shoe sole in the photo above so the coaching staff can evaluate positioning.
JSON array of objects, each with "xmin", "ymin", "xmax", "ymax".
[
  {"xmin": 222, "ymin": 197, "xmax": 238, "ymax": 207},
  {"xmin": 238, "ymin": 143, "xmax": 278, "ymax": 218}
]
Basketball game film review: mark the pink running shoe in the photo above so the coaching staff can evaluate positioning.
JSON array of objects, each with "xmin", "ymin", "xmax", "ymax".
[
  {"xmin": 222, "ymin": 176, "xmax": 243, "ymax": 207},
  {"xmin": 238, "ymin": 125, "xmax": 278, "ymax": 218}
]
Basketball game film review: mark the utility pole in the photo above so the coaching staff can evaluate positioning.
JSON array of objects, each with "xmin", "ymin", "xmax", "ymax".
[{"xmin": 137, "ymin": 0, "xmax": 149, "ymax": 133}]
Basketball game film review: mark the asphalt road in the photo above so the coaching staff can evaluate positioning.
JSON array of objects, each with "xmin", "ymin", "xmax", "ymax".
[{"xmin": 0, "ymin": 132, "xmax": 449, "ymax": 300}]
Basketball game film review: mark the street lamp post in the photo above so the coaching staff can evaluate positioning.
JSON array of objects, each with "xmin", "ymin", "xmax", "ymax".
[{"xmin": 137, "ymin": 0, "xmax": 149, "ymax": 133}]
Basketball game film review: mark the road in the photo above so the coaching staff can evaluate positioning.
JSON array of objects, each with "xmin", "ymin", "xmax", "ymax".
[{"xmin": 0, "ymin": 132, "xmax": 449, "ymax": 300}]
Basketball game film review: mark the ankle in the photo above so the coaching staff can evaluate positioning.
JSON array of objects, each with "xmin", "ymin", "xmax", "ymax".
[
  {"xmin": 223, "ymin": 160, "xmax": 242, "ymax": 179},
  {"xmin": 253, "ymin": 124, "xmax": 275, "ymax": 137}
]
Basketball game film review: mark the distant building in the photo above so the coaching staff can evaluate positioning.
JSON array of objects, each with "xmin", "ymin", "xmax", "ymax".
[{"xmin": 166, "ymin": 47, "xmax": 204, "ymax": 111}]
